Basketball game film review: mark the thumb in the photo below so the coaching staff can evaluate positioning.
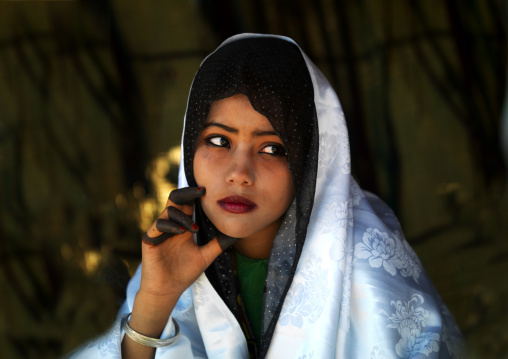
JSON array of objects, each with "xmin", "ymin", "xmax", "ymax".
[
  {"xmin": 216, "ymin": 233, "xmax": 239, "ymax": 251},
  {"xmin": 199, "ymin": 234, "xmax": 240, "ymax": 268}
]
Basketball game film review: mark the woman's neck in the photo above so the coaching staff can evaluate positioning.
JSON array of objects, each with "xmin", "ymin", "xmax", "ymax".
[{"xmin": 232, "ymin": 217, "xmax": 282, "ymax": 259}]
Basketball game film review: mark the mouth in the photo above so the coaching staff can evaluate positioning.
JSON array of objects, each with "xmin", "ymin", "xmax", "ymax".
[{"xmin": 217, "ymin": 196, "xmax": 257, "ymax": 214}]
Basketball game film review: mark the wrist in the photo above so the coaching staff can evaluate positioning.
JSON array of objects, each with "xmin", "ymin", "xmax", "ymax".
[
  {"xmin": 123, "ymin": 313, "xmax": 179, "ymax": 347},
  {"xmin": 129, "ymin": 291, "xmax": 178, "ymax": 338}
]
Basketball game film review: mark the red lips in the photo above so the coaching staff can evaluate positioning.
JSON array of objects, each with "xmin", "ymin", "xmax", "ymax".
[{"xmin": 218, "ymin": 196, "xmax": 257, "ymax": 214}]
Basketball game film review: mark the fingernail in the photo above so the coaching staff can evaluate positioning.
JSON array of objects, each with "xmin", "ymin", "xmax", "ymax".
[
  {"xmin": 197, "ymin": 187, "xmax": 204, "ymax": 191},
  {"xmin": 192, "ymin": 224, "xmax": 199, "ymax": 231},
  {"xmin": 179, "ymin": 226, "xmax": 186, "ymax": 232}
]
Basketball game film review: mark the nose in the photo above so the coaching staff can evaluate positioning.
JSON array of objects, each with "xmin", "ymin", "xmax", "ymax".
[{"xmin": 225, "ymin": 150, "xmax": 255, "ymax": 186}]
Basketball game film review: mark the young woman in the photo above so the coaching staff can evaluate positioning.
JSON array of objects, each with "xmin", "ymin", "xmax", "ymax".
[{"xmin": 69, "ymin": 34, "xmax": 463, "ymax": 359}]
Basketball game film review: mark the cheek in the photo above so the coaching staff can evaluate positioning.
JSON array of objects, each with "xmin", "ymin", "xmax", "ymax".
[
  {"xmin": 193, "ymin": 151, "xmax": 212, "ymax": 213},
  {"xmin": 193, "ymin": 149, "xmax": 215, "ymax": 185},
  {"xmin": 193, "ymin": 150, "xmax": 225, "ymax": 214},
  {"xmin": 283, "ymin": 175, "xmax": 295, "ymax": 206},
  {"xmin": 268, "ymin": 164, "xmax": 295, "ymax": 207}
]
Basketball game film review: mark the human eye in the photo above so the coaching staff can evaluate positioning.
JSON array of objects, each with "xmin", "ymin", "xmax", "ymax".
[
  {"xmin": 260, "ymin": 143, "xmax": 287, "ymax": 157},
  {"xmin": 206, "ymin": 135, "xmax": 230, "ymax": 148}
]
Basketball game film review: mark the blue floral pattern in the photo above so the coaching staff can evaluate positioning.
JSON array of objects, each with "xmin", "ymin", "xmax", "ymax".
[
  {"xmin": 355, "ymin": 228, "xmax": 422, "ymax": 282},
  {"xmin": 370, "ymin": 346, "xmax": 389, "ymax": 359},
  {"xmin": 297, "ymin": 351, "xmax": 314, "ymax": 359},
  {"xmin": 84, "ymin": 317, "xmax": 122, "ymax": 359},
  {"xmin": 279, "ymin": 256, "xmax": 329, "ymax": 328},
  {"xmin": 317, "ymin": 121, "xmax": 350, "ymax": 178},
  {"xmin": 317, "ymin": 200, "xmax": 353, "ymax": 231},
  {"xmin": 350, "ymin": 180, "xmax": 364, "ymax": 207},
  {"xmin": 397, "ymin": 233, "xmax": 422, "ymax": 283},
  {"xmin": 381, "ymin": 294, "xmax": 440, "ymax": 358}
]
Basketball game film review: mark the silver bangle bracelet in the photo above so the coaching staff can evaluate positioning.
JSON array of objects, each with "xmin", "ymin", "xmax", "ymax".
[{"xmin": 122, "ymin": 313, "xmax": 180, "ymax": 348}]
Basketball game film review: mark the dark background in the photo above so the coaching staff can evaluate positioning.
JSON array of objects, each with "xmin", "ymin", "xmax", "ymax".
[{"xmin": 0, "ymin": 0, "xmax": 506, "ymax": 358}]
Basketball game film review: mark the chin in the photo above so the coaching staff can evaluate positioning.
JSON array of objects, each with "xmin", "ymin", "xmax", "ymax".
[
  {"xmin": 200, "ymin": 204, "xmax": 254, "ymax": 239},
  {"xmin": 213, "ymin": 223, "xmax": 251, "ymax": 239}
]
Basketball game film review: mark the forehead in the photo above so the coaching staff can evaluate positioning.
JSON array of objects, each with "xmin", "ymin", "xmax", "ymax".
[{"xmin": 205, "ymin": 94, "xmax": 277, "ymax": 133}]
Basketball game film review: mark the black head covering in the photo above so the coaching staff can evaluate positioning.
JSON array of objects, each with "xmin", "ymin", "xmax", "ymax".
[{"xmin": 183, "ymin": 37, "xmax": 319, "ymax": 357}]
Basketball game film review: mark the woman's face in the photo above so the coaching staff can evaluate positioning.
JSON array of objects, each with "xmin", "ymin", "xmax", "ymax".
[{"xmin": 193, "ymin": 94, "xmax": 295, "ymax": 243}]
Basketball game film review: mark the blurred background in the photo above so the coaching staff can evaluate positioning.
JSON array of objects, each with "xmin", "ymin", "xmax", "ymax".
[{"xmin": 0, "ymin": 0, "xmax": 506, "ymax": 358}]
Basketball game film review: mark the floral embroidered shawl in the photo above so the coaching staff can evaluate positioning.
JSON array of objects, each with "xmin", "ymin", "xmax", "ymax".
[{"xmin": 67, "ymin": 33, "xmax": 463, "ymax": 359}]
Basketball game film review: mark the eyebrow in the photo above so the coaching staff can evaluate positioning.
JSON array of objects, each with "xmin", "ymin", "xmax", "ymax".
[{"xmin": 203, "ymin": 122, "xmax": 279, "ymax": 137}]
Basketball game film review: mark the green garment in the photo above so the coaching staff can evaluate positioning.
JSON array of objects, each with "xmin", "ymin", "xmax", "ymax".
[{"xmin": 234, "ymin": 250, "xmax": 268, "ymax": 347}]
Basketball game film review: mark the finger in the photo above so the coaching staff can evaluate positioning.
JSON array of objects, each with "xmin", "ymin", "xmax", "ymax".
[
  {"xmin": 217, "ymin": 233, "xmax": 240, "ymax": 251},
  {"xmin": 200, "ymin": 234, "xmax": 241, "ymax": 268},
  {"xmin": 168, "ymin": 187, "xmax": 206, "ymax": 206},
  {"xmin": 200, "ymin": 238, "xmax": 224, "ymax": 268},
  {"xmin": 167, "ymin": 206, "xmax": 199, "ymax": 233},
  {"xmin": 155, "ymin": 219, "xmax": 186, "ymax": 235},
  {"xmin": 144, "ymin": 187, "xmax": 204, "ymax": 241},
  {"xmin": 142, "ymin": 232, "xmax": 172, "ymax": 246}
]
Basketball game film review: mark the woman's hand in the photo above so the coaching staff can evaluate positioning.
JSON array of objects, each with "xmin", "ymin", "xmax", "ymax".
[
  {"xmin": 140, "ymin": 186, "xmax": 221, "ymax": 298},
  {"xmin": 123, "ymin": 186, "xmax": 235, "ymax": 358}
]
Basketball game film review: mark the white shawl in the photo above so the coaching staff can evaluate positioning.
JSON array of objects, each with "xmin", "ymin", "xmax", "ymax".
[{"xmin": 67, "ymin": 33, "xmax": 463, "ymax": 359}]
